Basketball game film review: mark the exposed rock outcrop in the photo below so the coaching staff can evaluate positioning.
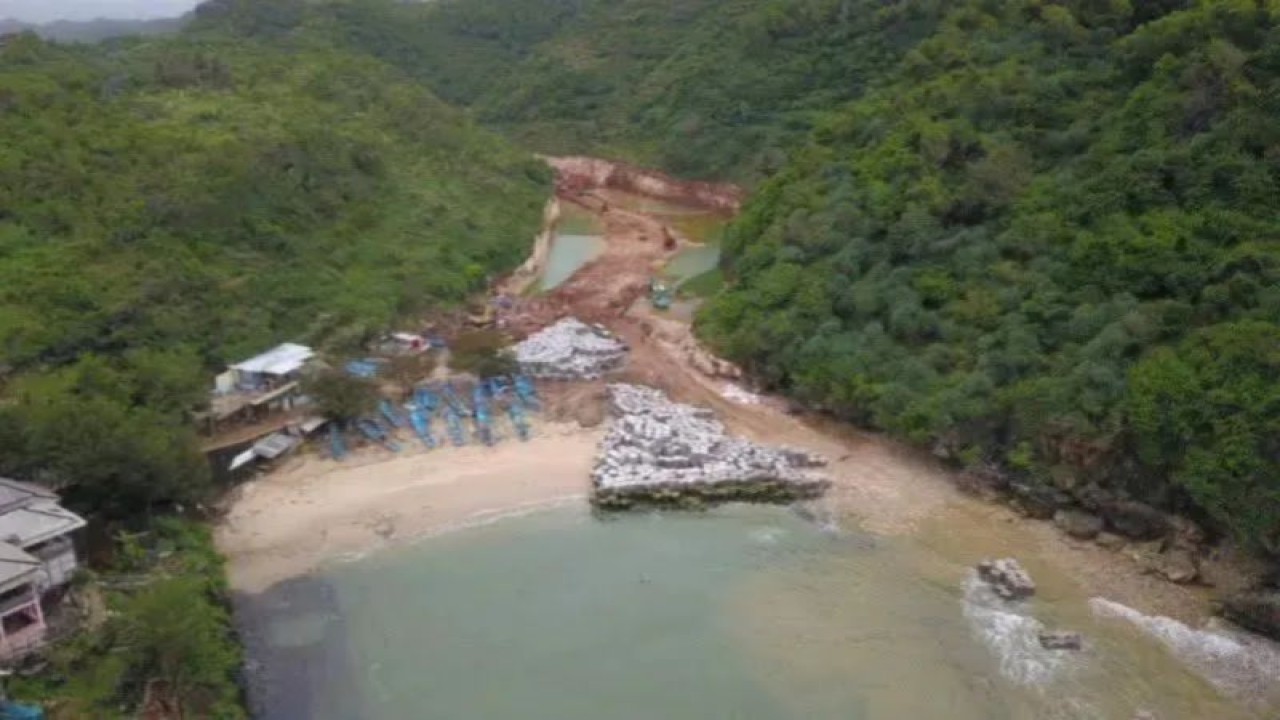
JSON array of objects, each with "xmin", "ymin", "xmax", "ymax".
[
  {"xmin": 1101, "ymin": 499, "xmax": 1170, "ymax": 541},
  {"xmin": 1220, "ymin": 590, "xmax": 1280, "ymax": 642},
  {"xmin": 1007, "ymin": 481, "xmax": 1070, "ymax": 520},
  {"xmin": 1095, "ymin": 532, "xmax": 1127, "ymax": 551},
  {"xmin": 545, "ymin": 156, "xmax": 744, "ymax": 214},
  {"xmin": 976, "ymin": 558, "xmax": 1037, "ymax": 601},
  {"xmin": 1054, "ymin": 509, "xmax": 1104, "ymax": 540},
  {"xmin": 1151, "ymin": 548, "xmax": 1200, "ymax": 584},
  {"xmin": 1038, "ymin": 630, "xmax": 1083, "ymax": 651}
]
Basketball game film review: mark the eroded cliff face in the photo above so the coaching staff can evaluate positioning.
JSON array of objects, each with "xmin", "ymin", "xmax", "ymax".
[{"xmin": 544, "ymin": 155, "xmax": 743, "ymax": 213}]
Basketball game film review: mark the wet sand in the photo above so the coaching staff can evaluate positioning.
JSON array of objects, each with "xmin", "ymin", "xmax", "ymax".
[{"xmin": 216, "ymin": 421, "xmax": 603, "ymax": 593}]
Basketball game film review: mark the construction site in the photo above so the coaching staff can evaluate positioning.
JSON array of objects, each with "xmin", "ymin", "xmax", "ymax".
[
  {"xmin": 460, "ymin": 155, "xmax": 835, "ymax": 508},
  {"xmin": 210, "ymin": 155, "xmax": 848, "ymax": 513}
]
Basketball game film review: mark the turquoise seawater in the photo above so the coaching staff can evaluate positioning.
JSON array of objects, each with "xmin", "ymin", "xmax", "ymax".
[{"xmin": 239, "ymin": 504, "xmax": 1264, "ymax": 720}]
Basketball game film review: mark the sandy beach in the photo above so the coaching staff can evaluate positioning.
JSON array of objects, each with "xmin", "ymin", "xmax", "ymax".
[{"xmin": 216, "ymin": 421, "xmax": 603, "ymax": 593}]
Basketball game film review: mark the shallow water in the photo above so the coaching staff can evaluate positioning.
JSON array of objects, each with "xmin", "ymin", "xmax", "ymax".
[
  {"xmin": 238, "ymin": 504, "xmax": 1267, "ymax": 720},
  {"xmin": 539, "ymin": 234, "xmax": 604, "ymax": 290},
  {"xmin": 663, "ymin": 241, "xmax": 720, "ymax": 286}
]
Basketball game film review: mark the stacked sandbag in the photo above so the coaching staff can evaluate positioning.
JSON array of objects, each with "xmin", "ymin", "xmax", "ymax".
[
  {"xmin": 514, "ymin": 318, "xmax": 627, "ymax": 380},
  {"xmin": 592, "ymin": 384, "xmax": 829, "ymax": 509}
]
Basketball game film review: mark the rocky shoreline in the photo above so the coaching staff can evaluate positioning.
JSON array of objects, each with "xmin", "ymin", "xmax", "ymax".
[{"xmin": 956, "ymin": 463, "xmax": 1280, "ymax": 645}]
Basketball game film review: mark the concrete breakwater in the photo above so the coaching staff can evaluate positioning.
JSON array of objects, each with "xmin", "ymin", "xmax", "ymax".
[{"xmin": 592, "ymin": 384, "xmax": 829, "ymax": 510}]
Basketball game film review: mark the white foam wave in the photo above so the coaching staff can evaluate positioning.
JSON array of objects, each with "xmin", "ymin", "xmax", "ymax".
[
  {"xmin": 1090, "ymin": 597, "xmax": 1280, "ymax": 708},
  {"xmin": 962, "ymin": 573, "xmax": 1074, "ymax": 687}
]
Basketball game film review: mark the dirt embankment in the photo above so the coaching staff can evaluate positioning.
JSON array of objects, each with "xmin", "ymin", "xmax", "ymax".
[
  {"xmin": 544, "ymin": 155, "xmax": 744, "ymax": 214},
  {"xmin": 503, "ymin": 198, "xmax": 561, "ymax": 297},
  {"xmin": 502, "ymin": 156, "xmax": 743, "ymax": 336}
]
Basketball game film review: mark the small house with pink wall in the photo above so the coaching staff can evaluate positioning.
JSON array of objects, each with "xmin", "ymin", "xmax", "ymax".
[{"xmin": 0, "ymin": 479, "xmax": 86, "ymax": 662}]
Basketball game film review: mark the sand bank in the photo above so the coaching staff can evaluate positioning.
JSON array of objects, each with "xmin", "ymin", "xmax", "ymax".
[{"xmin": 216, "ymin": 421, "xmax": 603, "ymax": 593}]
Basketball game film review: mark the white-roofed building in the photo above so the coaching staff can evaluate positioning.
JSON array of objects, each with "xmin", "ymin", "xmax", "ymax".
[
  {"xmin": 204, "ymin": 343, "xmax": 317, "ymax": 432},
  {"xmin": 228, "ymin": 342, "xmax": 315, "ymax": 391},
  {"xmin": 0, "ymin": 478, "xmax": 86, "ymax": 662}
]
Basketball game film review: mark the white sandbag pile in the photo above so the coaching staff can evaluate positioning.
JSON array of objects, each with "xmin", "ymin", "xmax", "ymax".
[
  {"xmin": 514, "ymin": 318, "xmax": 627, "ymax": 380},
  {"xmin": 592, "ymin": 384, "xmax": 829, "ymax": 508}
]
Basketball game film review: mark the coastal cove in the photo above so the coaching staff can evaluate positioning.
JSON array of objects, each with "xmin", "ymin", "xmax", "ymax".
[
  {"xmin": 215, "ymin": 155, "xmax": 1280, "ymax": 720},
  {"xmin": 4, "ymin": 2, "xmax": 1280, "ymax": 716},
  {"xmin": 226, "ymin": 478, "xmax": 1273, "ymax": 720}
]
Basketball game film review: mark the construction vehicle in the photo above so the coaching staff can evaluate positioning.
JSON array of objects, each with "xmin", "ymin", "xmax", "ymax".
[{"xmin": 649, "ymin": 277, "xmax": 673, "ymax": 310}]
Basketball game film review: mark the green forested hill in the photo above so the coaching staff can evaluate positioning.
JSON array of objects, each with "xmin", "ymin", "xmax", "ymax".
[
  {"xmin": 697, "ymin": 1, "xmax": 1280, "ymax": 550},
  {"xmin": 214, "ymin": 0, "xmax": 943, "ymax": 181},
  {"xmin": 0, "ymin": 30, "xmax": 548, "ymax": 513},
  {"xmin": 318, "ymin": 0, "xmax": 1280, "ymax": 551}
]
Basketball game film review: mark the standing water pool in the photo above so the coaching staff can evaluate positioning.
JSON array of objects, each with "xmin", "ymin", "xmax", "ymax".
[
  {"xmin": 237, "ymin": 504, "xmax": 1263, "ymax": 720},
  {"xmin": 537, "ymin": 205, "xmax": 605, "ymax": 291}
]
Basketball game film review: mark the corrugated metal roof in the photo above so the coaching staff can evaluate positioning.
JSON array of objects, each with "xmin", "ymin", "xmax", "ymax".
[
  {"xmin": 252, "ymin": 432, "xmax": 301, "ymax": 460},
  {"xmin": 229, "ymin": 449, "xmax": 257, "ymax": 472},
  {"xmin": 0, "ymin": 542, "xmax": 40, "ymax": 592},
  {"xmin": 0, "ymin": 478, "xmax": 58, "ymax": 515},
  {"xmin": 231, "ymin": 343, "xmax": 314, "ymax": 376},
  {"xmin": 0, "ymin": 501, "xmax": 86, "ymax": 549}
]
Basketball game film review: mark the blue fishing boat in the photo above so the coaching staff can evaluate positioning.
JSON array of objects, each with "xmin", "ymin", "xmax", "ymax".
[
  {"xmin": 379, "ymin": 399, "xmax": 405, "ymax": 428},
  {"xmin": 409, "ymin": 406, "xmax": 436, "ymax": 449},
  {"xmin": 329, "ymin": 422, "xmax": 348, "ymax": 460}
]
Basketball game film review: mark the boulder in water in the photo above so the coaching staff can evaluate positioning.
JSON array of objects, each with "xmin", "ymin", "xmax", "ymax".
[
  {"xmin": 1037, "ymin": 630, "xmax": 1083, "ymax": 651},
  {"xmin": 1054, "ymin": 509, "xmax": 1104, "ymax": 540},
  {"xmin": 976, "ymin": 558, "xmax": 1036, "ymax": 601}
]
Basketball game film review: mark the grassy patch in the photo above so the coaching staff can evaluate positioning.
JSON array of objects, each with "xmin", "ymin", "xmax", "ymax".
[{"xmin": 679, "ymin": 267, "xmax": 724, "ymax": 298}]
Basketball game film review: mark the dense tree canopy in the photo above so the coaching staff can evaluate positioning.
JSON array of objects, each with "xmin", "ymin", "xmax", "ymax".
[
  {"xmin": 4, "ymin": 0, "xmax": 1279, "ymax": 556},
  {"xmin": 0, "ymin": 27, "xmax": 548, "ymax": 515},
  {"xmin": 697, "ymin": 1, "xmax": 1280, "ymax": 550},
  {"xmin": 210, "ymin": 0, "xmax": 942, "ymax": 182}
]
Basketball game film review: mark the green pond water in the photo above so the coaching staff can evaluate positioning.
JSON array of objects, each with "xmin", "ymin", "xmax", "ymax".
[
  {"xmin": 536, "ymin": 205, "xmax": 604, "ymax": 291},
  {"xmin": 663, "ymin": 242, "xmax": 721, "ymax": 286},
  {"xmin": 240, "ymin": 504, "xmax": 1269, "ymax": 720},
  {"xmin": 539, "ymin": 234, "xmax": 605, "ymax": 290}
]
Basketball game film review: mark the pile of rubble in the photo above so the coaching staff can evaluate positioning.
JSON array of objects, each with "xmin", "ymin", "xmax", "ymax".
[
  {"xmin": 591, "ymin": 384, "xmax": 829, "ymax": 509},
  {"xmin": 513, "ymin": 318, "xmax": 627, "ymax": 380}
]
